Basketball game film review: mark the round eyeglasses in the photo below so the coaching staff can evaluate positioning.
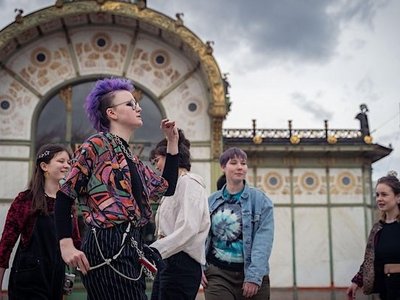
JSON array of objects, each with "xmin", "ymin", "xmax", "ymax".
[{"xmin": 108, "ymin": 99, "xmax": 139, "ymax": 110}]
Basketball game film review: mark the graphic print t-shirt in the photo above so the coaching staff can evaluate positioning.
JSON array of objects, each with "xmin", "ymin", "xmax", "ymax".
[{"xmin": 207, "ymin": 187, "xmax": 244, "ymax": 271}]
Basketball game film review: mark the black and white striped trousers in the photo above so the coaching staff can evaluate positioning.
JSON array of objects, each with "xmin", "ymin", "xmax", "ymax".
[{"xmin": 81, "ymin": 223, "xmax": 147, "ymax": 300}]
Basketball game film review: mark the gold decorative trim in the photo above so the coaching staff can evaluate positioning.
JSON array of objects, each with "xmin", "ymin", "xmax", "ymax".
[
  {"xmin": 59, "ymin": 86, "xmax": 72, "ymax": 112},
  {"xmin": 0, "ymin": 1, "xmax": 228, "ymax": 120},
  {"xmin": 363, "ymin": 135, "xmax": 373, "ymax": 144},
  {"xmin": 212, "ymin": 117, "xmax": 223, "ymax": 159},
  {"xmin": 327, "ymin": 135, "xmax": 337, "ymax": 144},
  {"xmin": 290, "ymin": 135, "xmax": 300, "ymax": 144},
  {"xmin": 253, "ymin": 135, "xmax": 263, "ymax": 144}
]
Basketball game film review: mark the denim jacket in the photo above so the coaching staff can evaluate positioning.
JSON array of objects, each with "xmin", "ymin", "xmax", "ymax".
[{"xmin": 205, "ymin": 182, "xmax": 274, "ymax": 286}]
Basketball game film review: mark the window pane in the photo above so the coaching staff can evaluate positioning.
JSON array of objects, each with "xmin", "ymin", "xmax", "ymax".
[
  {"xmin": 36, "ymin": 97, "xmax": 66, "ymax": 151},
  {"xmin": 72, "ymin": 82, "xmax": 96, "ymax": 144}
]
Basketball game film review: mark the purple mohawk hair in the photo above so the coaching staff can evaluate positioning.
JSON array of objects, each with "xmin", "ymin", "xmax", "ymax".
[{"xmin": 85, "ymin": 78, "xmax": 134, "ymax": 132}]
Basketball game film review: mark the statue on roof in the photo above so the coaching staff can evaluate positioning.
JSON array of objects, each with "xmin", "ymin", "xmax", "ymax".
[{"xmin": 355, "ymin": 103, "xmax": 370, "ymax": 137}]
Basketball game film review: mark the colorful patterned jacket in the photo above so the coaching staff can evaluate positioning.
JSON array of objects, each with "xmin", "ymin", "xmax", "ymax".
[{"xmin": 60, "ymin": 132, "xmax": 168, "ymax": 228}]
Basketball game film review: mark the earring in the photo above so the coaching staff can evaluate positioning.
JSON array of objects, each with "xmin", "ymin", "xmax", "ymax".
[{"xmin": 44, "ymin": 171, "xmax": 49, "ymax": 178}]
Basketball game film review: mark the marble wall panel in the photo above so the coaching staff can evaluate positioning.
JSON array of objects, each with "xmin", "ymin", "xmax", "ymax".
[
  {"xmin": 191, "ymin": 162, "xmax": 211, "ymax": 195},
  {"xmin": 190, "ymin": 146, "xmax": 211, "ymax": 160},
  {"xmin": 0, "ymin": 161, "xmax": 29, "ymax": 199},
  {"xmin": 295, "ymin": 207, "xmax": 330, "ymax": 286},
  {"xmin": 331, "ymin": 207, "xmax": 367, "ymax": 287},
  {"xmin": 0, "ymin": 146, "xmax": 30, "ymax": 158},
  {"xmin": 270, "ymin": 207, "xmax": 294, "ymax": 287}
]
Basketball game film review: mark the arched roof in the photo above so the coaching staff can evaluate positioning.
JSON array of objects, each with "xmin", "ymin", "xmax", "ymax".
[{"xmin": 0, "ymin": 0, "xmax": 228, "ymax": 118}]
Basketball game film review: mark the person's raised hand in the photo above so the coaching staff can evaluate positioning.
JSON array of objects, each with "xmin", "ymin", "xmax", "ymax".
[
  {"xmin": 160, "ymin": 119, "xmax": 177, "ymax": 141},
  {"xmin": 160, "ymin": 119, "xmax": 178, "ymax": 155}
]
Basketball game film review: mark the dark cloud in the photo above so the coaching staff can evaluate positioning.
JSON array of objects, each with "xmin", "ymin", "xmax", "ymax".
[
  {"xmin": 150, "ymin": 0, "xmax": 389, "ymax": 70},
  {"xmin": 332, "ymin": 0, "xmax": 389, "ymax": 28},
  {"xmin": 291, "ymin": 92, "xmax": 333, "ymax": 121},
  {"xmin": 0, "ymin": 0, "xmax": 389, "ymax": 70}
]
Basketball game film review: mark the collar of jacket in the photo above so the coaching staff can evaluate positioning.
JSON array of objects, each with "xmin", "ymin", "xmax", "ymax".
[{"xmin": 217, "ymin": 181, "xmax": 250, "ymax": 201}]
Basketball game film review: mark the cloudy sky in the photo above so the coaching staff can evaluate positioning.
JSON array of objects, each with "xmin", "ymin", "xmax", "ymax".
[{"xmin": 0, "ymin": 0, "xmax": 399, "ymax": 179}]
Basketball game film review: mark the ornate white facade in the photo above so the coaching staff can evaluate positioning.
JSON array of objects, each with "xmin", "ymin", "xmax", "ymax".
[{"xmin": 0, "ymin": 1, "xmax": 392, "ymax": 297}]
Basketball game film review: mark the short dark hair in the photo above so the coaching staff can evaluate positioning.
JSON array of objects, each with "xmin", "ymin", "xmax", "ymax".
[
  {"xmin": 219, "ymin": 147, "xmax": 247, "ymax": 167},
  {"xmin": 150, "ymin": 129, "xmax": 191, "ymax": 171}
]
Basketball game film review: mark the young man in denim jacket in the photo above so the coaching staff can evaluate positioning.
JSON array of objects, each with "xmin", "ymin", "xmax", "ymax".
[{"xmin": 202, "ymin": 147, "xmax": 274, "ymax": 300}]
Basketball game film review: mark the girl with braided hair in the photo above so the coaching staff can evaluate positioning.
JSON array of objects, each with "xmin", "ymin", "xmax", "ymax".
[{"xmin": 347, "ymin": 171, "xmax": 400, "ymax": 300}]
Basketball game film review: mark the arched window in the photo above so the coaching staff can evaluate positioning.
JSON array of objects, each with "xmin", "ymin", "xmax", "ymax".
[{"xmin": 36, "ymin": 81, "xmax": 164, "ymax": 160}]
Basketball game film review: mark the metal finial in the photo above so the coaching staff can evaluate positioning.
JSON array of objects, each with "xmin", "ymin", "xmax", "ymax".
[
  {"xmin": 14, "ymin": 8, "xmax": 24, "ymax": 24},
  {"xmin": 205, "ymin": 41, "xmax": 214, "ymax": 55},
  {"xmin": 175, "ymin": 13, "xmax": 184, "ymax": 27}
]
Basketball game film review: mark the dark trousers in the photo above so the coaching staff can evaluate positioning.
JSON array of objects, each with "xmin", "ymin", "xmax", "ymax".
[
  {"xmin": 204, "ymin": 264, "xmax": 270, "ymax": 300},
  {"xmin": 8, "ymin": 214, "xmax": 64, "ymax": 300},
  {"xmin": 151, "ymin": 251, "xmax": 201, "ymax": 300},
  {"xmin": 81, "ymin": 223, "xmax": 147, "ymax": 300},
  {"xmin": 380, "ymin": 273, "xmax": 400, "ymax": 300}
]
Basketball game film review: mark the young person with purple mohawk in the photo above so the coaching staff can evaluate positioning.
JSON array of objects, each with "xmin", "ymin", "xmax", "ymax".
[{"xmin": 54, "ymin": 78, "xmax": 179, "ymax": 299}]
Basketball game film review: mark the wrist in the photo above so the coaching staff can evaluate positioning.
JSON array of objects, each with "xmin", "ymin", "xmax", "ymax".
[
  {"xmin": 166, "ymin": 144, "xmax": 178, "ymax": 155},
  {"xmin": 60, "ymin": 238, "xmax": 74, "ymax": 248}
]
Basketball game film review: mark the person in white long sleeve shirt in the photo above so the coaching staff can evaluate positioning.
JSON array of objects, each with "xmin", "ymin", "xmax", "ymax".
[{"xmin": 150, "ymin": 129, "xmax": 210, "ymax": 300}]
